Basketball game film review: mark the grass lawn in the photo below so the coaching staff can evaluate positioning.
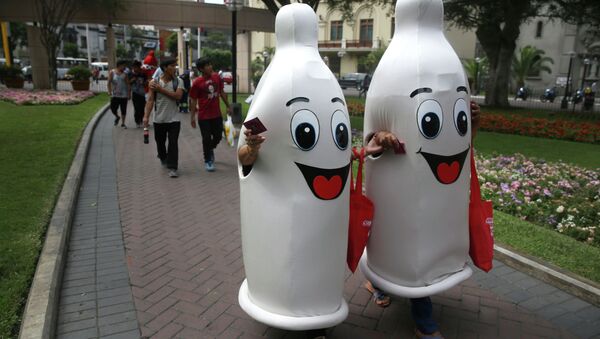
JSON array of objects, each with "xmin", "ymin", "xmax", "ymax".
[
  {"xmin": 474, "ymin": 131, "xmax": 600, "ymax": 169},
  {"xmin": 0, "ymin": 94, "xmax": 108, "ymax": 338},
  {"xmin": 494, "ymin": 211, "xmax": 600, "ymax": 283}
]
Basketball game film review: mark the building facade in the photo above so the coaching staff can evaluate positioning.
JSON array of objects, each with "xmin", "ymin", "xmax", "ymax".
[
  {"xmin": 248, "ymin": 1, "xmax": 598, "ymax": 96},
  {"xmin": 248, "ymin": 1, "xmax": 477, "ymax": 79}
]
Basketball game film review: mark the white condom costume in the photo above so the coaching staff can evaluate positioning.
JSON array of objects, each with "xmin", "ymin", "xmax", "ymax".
[
  {"xmin": 359, "ymin": 0, "xmax": 473, "ymax": 298},
  {"xmin": 237, "ymin": 3, "xmax": 351, "ymax": 330}
]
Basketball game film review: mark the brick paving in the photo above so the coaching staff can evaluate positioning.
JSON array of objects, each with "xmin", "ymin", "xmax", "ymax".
[{"xmin": 59, "ymin": 103, "xmax": 600, "ymax": 338}]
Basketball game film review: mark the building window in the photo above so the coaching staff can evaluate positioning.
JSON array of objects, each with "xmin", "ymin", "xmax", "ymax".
[
  {"xmin": 360, "ymin": 19, "xmax": 373, "ymax": 42},
  {"xmin": 80, "ymin": 36, "xmax": 87, "ymax": 48},
  {"xmin": 330, "ymin": 21, "xmax": 343, "ymax": 41},
  {"xmin": 535, "ymin": 21, "xmax": 543, "ymax": 38},
  {"xmin": 391, "ymin": 17, "xmax": 395, "ymax": 37}
]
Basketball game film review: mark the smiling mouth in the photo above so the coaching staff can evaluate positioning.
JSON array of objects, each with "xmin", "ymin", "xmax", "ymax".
[
  {"xmin": 295, "ymin": 162, "xmax": 351, "ymax": 200},
  {"xmin": 417, "ymin": 147, "xmax": 470, "ymax": 185}
]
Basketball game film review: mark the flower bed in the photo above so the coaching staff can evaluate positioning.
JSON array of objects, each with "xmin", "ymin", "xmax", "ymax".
[
  {"xmin": 0, "ymin": 88, "xmax": 95, "ymax": 105},
  {"xmin": 480, "ymin": 113, "xmax": 600, "ymax": 144},
  {"xmin": 476, "ymin": 152, "xmax": 599, "ymax": 246}
]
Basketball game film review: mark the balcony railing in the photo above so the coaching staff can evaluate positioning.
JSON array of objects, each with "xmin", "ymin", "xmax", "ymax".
[
  {"xmin": 318, "ymin": 40, "xmax": 343, "ymax": 48},
  {"xmin": 318, "ymin": 39, "xmax": 379, "ymax": 50},
  {"xmin": 346, "ymin": 40, "xmax": 373, "ymax": 48}
]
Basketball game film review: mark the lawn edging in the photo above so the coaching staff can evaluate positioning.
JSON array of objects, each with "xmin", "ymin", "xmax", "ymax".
[
  {"xmin": 494, "ymin": 244, "xmax": 600, "ymax": 307},
  {"xmin": 18, "ymin": 103, "xmax": 110, "ymax": 339}
]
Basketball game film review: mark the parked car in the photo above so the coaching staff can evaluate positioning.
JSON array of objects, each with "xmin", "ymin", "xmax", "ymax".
[{"xmin": 338, "ymin": 72, "xmax": 367, "ymax": 90}]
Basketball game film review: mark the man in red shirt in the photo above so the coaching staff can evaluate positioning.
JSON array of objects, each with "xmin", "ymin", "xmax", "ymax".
[{"xmin": 190, "ymin": 57, "xmax": 232, "ymax": 172}]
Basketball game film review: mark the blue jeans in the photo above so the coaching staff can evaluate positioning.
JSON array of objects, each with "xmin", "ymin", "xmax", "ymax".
[{"xmin": 410, "ymin": 297, "xmax": 438, "ymax": 335}]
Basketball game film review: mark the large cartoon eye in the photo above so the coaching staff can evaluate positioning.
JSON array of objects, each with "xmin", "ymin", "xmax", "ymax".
[
  {"xmin": 416, "ymin": 100, "xmax": 443, "ymax": 139},
  {"xmin": 453, "ymin": 98, "xmax": 469, "ymax": 136},
  {"xmin": 331, "ymin": 110, "xmax": 350, "ymax": 150},
  {"xmin": 291, "ymin": 109, "xmax": 319, "ymax": 151}
]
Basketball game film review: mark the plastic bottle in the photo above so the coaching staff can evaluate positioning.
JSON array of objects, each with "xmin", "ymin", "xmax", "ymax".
[{"xmin": 143, "ymin": 128, "xmax": 149, "ymax": 144}]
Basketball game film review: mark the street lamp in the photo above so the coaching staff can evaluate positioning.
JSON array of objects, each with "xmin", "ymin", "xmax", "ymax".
[
  {"xmin": 474, "ymin": 57, "xmax": 481, "ymax": 95},
  {"xmin": 561, "ymin": 51, "xmax": 576, "ymax": 109},
  {"xmin": 183, "ymin": 30, "xmax": 190, "ymax": 71},
  {"xmin": 225, "ymin": 0, "xmax": 247, "ymax": 123},
  {"xmin": 580, "ymin": 58, "xmax": 591, "ymax": 91}
]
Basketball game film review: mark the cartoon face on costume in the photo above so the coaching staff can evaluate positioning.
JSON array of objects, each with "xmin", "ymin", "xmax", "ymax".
[
  {"xmin": 239, "ymin": 2, "xmax": 352, "ymax": 203},
  {"xmin": 287, "ymin": 96, "xmax": 351, "ymax": 200},
  {"xmin": 411, "ymin": 86, "xmax": 470, "ymax": 185}
]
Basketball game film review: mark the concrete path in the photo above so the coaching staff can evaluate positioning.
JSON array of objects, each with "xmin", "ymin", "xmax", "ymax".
[
  {"xmin": 57, "ymin": 103, "xmax": 600, "ymax": 338},
  {"xmin": 56, "ymin": 112, "xmax": 139, "ymax": 339}
]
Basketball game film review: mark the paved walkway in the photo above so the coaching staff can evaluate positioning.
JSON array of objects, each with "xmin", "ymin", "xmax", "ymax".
[{"xmin": 57, "ymin": 103, "xmax": 600, "ymax": 338}]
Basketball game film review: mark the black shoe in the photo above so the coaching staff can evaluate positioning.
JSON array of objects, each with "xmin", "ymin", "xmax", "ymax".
[{"xmin": 114, "ymin": 116, "xmax": 120, "ymax": 126}]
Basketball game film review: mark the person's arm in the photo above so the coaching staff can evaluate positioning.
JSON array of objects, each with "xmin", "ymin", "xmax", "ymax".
[
  {"xmin": 149, "ymin": 78, "xmax": 183, "ymax": 101},
  {"xmin": 143, "ymin": 87, "xmax": 155, "ymax": 128},
  {"xmin": 219, "ymin": 89, "xmax": 232, "ymax": 115},
  {"xmin": 470, "ymin": 101, "xmax": 481, "ymax": 140},
  {"xmin": 107, "ymin": 70, "xmax": 113, "ymax": 96},
  {"xmin": 127, "ymin": 74, "xmax": 132, "ymax": 100},
  {"xmin": 190, "ymin": 97, "xmax": 198, "ymax": 128},
  {"xmin": 359, "ymin": 131, "xmax": 402, "ymax": 159},
  {"xmin": 238, "ymin": 129, "xmax": 265, "ymax": 166}
]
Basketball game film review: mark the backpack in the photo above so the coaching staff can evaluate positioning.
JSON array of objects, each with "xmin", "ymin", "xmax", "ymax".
[{"xmin": 154, "ymin": 77, "xmax": 180, "ymax": 111}]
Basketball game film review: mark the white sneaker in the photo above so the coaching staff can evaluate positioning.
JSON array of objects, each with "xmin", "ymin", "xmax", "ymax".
[{"xmin": 168, "ymin": 170, "xmax": 178, "ymax": 178}]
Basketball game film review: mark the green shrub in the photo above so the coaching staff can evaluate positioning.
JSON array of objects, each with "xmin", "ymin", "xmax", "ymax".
[
  {"xmin": 66, "ymin": 66, "xmax": 92, "ymax": 81},
  {"xmin": 0, "ymin": 65, "xmax": 23, "ymax": 80}
]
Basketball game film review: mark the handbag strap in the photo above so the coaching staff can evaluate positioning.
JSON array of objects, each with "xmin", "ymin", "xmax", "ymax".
[
  {"xmin": 470, "ymin": 147, "xmax": 483, "ymax": 202},
  {"xmin": 356, "ymin": 148, "xmax": 365, "ymax": 193}
]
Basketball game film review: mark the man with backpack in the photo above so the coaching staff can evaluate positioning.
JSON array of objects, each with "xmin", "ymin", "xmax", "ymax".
[
  {"xmin": 189, "ymin": 57, "xmax": 232, "ymax": 172},
  {"xmin": 143, "ymin": 57, "xmax": 184, "ymax": 178}
]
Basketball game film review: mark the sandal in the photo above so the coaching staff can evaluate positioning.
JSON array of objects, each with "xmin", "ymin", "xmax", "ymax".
[
  {"xmin": 415, "ymin": 329, "xmax": 444, "ymax": 339},
  {"xmin": 364, "ymin": 281, "xmax": 391, "ymax": 308}
]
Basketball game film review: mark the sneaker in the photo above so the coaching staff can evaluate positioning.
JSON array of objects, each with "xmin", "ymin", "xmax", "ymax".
[
  {"xmin": 158, "ymin": 157, "xmax": 167, "ymax": 167},
  {"xmin": 114, "ymin": 116, "xmax": 120, "ymax": 126},
  {"xmin": 205, "ymin": 161, "xmax": 215, "ymax": 172},
  {"xmin": 121, "ymin": 124, "xmax": 127, "ymax": 129},
  {"xmin": 168, "ymin": 170, "xmax": 178, "ymax": 178}
]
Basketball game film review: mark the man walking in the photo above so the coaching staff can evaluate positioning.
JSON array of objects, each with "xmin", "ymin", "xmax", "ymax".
[
  {"xmin": 189, "ymin": 57, "xmax": 232, "ymax": 172},
  {"xmin": 108, "ymin": 60, "xmax": 131, "ymax": 128},
  {"xmin": 129, "ymin": 60, "xmax": 148, "ymax": 128},
  {"xmin": 143, "ymin": 57, "xmax": 184, "ymax": 178}
]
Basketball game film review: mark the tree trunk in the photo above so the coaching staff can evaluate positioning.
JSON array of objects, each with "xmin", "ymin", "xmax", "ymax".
[
  {"xmin": 48, "ymin": 49, "xmax": 57, "ymax": 90},
  {"xmin": 472, "ymin": 0, "xmax": 529, "ymax": 107},
  {"xmin": 488, "ymin": 45, "xmax": 514, "ymax": 107}
]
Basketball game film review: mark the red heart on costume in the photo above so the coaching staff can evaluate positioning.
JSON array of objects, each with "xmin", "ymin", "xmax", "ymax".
[
  {"xmin": 313, "ymin": 176, "xmax": 342, "ymax": 200},
  {"xmin": 437, "ymin": 161, "xmax": 460, "ymax": 184}
]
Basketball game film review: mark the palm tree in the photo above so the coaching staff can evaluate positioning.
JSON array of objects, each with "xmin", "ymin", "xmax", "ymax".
[
  {"xmin": 463, "ymin": 57, "xmax": 488, "ymax": 95},
  {"xmin": 512, "ymin": 46, "xmax": 554, "ymax": 89}
]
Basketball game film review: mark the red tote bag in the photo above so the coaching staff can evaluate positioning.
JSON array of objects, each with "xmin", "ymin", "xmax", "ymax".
[
  {"xmin": 347, "ymin": 148, "xmax": 374, "ymax": 272},
  {"xmin": 469, "ymin": 149, "xmax": 494, "ymax": 272}
]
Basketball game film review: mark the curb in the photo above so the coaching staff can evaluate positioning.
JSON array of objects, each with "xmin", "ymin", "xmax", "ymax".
[
  {"xmin": 494, "ymin": 244, "xmax": 600, "ymax": 307},
  {"xmin": 18, "ymin": 103, "xmax": 110, "ymax": 339}
]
